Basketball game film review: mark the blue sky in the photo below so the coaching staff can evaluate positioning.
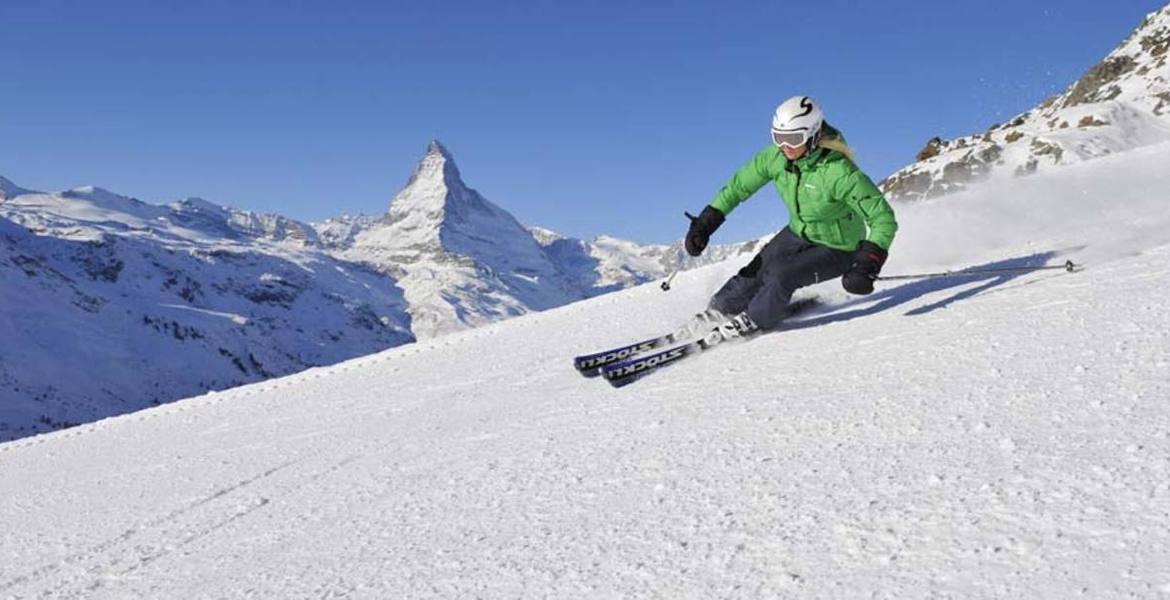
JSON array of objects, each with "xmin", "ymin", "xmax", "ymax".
[{"xmin": 2, "ymin": 1, "xmax": 1165, "ymax": 244}]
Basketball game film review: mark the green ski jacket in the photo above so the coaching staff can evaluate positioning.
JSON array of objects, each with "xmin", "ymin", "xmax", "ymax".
[{"xmin": 709, "ymin": 145, "xmax": 897, "ymax": 252}]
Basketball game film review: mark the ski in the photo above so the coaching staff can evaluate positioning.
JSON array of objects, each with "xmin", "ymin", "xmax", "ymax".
[
  {"xmin": 602, "ymin": 323, "xmax": 739, "ymax": 387},
  {"xmin": 575, "ymin": 297, "xmax": 819, "ymax": 380},
  {"xmin": 597, "ymin": 297, "xmax": 820, "ymax": 387},
  {"xmin": 573, "ymin": 305, "xmax": 752, "ymax": 377},
  {"xmin": 573, "ymin": 331, "xmax": 686, "ymax": 377}
]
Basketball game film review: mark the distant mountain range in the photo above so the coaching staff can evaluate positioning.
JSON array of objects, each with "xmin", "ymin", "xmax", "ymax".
[
  {"xmin": 880, "ymin": 3, "xmax": 1170, "ymax": 201},
  {"xmin": 0, "ymin": 145, "xmax": 753, "ymax": 440}
]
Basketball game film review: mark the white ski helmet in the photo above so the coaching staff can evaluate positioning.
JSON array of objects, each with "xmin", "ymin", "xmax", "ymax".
[{"xmin": 771, "ymin": 96, "xmax": 824, "ymax": 149}]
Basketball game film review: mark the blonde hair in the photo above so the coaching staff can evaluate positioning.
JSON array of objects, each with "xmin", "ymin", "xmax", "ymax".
[{"xmin": 820, "ymin": 133, "xmax": 857, "ymax": 163}]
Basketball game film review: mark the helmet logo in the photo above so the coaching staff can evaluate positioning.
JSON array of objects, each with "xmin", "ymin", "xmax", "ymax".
[{"xmin": 796, "ymin": 97, "xmax": 814, "ymax": 118}]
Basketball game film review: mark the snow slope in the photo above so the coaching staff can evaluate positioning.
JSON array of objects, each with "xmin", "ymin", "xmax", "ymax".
[{"xmin": 2, "ymin": 139, "xmax": 1169, "ymax": 596}]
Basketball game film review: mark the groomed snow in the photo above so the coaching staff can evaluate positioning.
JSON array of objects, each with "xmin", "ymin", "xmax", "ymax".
[{"xmin": 2, "ymin": 142, "xmax": 1170, "ymax": 597}]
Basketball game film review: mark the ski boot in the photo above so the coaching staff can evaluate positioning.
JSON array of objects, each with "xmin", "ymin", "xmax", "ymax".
[
  {"xmin": 675, "ymin": 308, "xmax": 727, "ymax": 340},
  {"xmin": 707, "ymin": 312, "xmax": 759, "ymax": 344}
]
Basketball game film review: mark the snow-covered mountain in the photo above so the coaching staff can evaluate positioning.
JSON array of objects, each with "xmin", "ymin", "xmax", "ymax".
[
  {"xmin": 4, "ymin": 136, "xmax": 1169, "ymax": 597},
  {"xmin": 317, "ymin": 141, "xmax": 583, "ymax": 338},
  {"xmin": 317, "ymin": 141, "xmax": 756, "ymax": 338},
  {"xmin": 881, "ymin": 2, "xmax": 1170, "ymax": 201},
  {"xmin": 0, "ymin": 184, "xmax": 413, "ymax": 441}
]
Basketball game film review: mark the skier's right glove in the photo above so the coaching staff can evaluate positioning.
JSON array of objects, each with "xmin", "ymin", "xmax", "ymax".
[
  {"xmin": 842, "ymin": 240, "xmax": 888, "ymax": 295},
  {"xmin": 684, "ymin": 206, "xmax": 725, "ymax": 257}
]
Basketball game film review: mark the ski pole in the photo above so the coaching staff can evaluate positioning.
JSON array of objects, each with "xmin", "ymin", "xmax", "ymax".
[
  {"xmin": 877, "ymin": 260, "xmax": 1080, "ymax": 282},
  {"xmin": 660, "ymin": 268, "xmax": 680, "ymax": 291},
  {"xmin": 662, "ymin": 211, "xmax": 701, "ymax": 291}
]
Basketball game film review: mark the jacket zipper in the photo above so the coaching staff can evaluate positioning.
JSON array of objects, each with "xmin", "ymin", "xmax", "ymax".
[
  {"xmin": 793, "ymin": 165, "xmax": 802, "ymax": 216},
  {"xmin": 789, "ymin": 161, "xmax": 804, "ymax": 238}
]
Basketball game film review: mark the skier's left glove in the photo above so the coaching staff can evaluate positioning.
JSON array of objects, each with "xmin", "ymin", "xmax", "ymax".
[
  {"xmin": 842, "ymin": 240, "xmax": 887, "ymax": 295},
  {"xmin": 684, "ymin": 206, "xmax": 725, "ymax": 257}
]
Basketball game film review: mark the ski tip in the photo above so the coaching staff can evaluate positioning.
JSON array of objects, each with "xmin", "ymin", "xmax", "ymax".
[
  {"xmin": 577, "ymin": 367, "xmax": 603, "ymax": 378},
  {"xmin": 572, "ymin": 356, "xmax": 605, "ymax": 375}
]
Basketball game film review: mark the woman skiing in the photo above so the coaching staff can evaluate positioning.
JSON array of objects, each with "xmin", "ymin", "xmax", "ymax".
[{"xmin": 684, "ymin": 95, "xmax": 898, "ymax": 337}]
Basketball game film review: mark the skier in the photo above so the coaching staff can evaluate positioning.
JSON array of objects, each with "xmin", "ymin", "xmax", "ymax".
[{"xmin": 683, "ymin": 95, "xmax": 898, "ymax": 338}]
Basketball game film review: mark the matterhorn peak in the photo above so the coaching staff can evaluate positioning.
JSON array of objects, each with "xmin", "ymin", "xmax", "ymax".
[
  {"xmin": 387, "ymin": 140, "xmax": 482, "ymax": 227},
  {"xmin": 426, "ymin": 139, "xmax": 454, "ymax": 159},
  {"xmin": 344, "ymin": 140, "xmax": 584, "ymax": 338},
  {"xmin": 398, "ymin": 139, "xmax": 465, "ymax": 199}
]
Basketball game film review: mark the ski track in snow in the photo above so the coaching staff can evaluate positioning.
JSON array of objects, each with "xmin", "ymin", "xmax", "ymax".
[{"xmin": 3, "ymin": 145, "xmax": 1170, "ymax": 596}]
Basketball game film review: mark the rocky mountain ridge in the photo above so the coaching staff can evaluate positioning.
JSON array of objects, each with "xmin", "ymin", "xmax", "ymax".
[{"xmin": 880, "ymin": 3, "xmax": 1170, "ymax": 201}]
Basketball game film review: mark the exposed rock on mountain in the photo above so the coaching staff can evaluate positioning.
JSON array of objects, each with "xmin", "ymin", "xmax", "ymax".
[{"xmin": 881, "ymin": 3, "xmax": 1170, "ymax": 201}]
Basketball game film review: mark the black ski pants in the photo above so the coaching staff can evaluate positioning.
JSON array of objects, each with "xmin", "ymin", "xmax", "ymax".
[{"xmin": 708, "ymin": 227, "xmax": 852, "ymax": 330}]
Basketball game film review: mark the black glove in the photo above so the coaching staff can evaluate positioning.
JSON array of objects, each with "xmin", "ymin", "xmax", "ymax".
[
  {"xmin": 684, "ymin": 206, "xmax": 725, "ymax": 257},
  {"xmin": 842, "ymin": 240, "xmax": 888, "ymax": 295}
]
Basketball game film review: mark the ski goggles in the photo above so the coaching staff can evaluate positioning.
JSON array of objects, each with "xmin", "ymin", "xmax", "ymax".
[{"xmin": 771, "ymin": 127, "xmax": 811, "ymax": 149}]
